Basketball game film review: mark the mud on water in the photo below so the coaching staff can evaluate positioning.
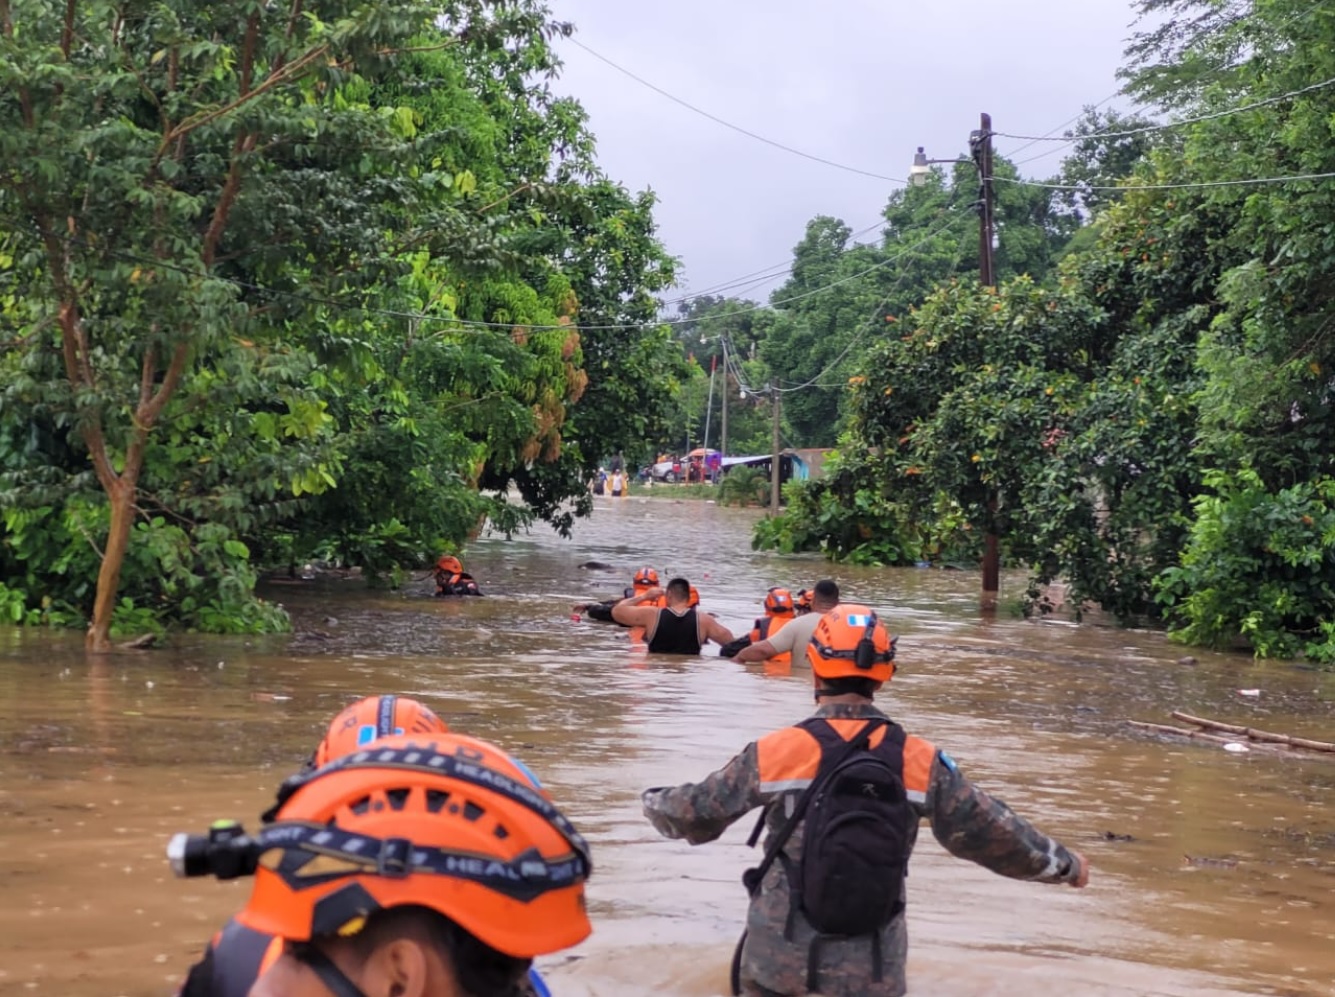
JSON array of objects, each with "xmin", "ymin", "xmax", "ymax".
[{"xmin": 1, "ymin": 498, "xmax": 1333, "ymax": 996}]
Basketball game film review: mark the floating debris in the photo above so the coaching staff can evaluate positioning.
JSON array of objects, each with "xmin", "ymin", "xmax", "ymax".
[{"xmin": 1184, "ymin": 854, "xmax": 1239, "ymax": 870}]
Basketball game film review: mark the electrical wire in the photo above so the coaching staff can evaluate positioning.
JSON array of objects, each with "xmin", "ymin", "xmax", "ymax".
[
  {"xmin": 993, "ymin": 73, "xmax": 1335, "ymax": 147},
  {"xmin": 773, "ymin": 215, "xmax": 974, "ymax": 394},
  {"xmin": 660, "ymin": 219, "xmax": 887, "ymax": 309},
  {"xmin": 998, "ymin": 6, "xmax": 1335, "ymax": 172},
  {"xmin": 567, "ymin": 39, "xmax": 905, "ymax": 186},
  {"xmin": 991, "ymin": 170, "xmax": 1335, "ymax": 192},
  {"xmin": 999, "ymin": 91, "xmax": 1127, "ymax": 161},
  {"xmin": 754, "ymin": 207, "xmax": 975, "ymax": 395},
  {"xmin": 997, "ymin": 5, "xmax": 1335, "ymax": 176},
  {"xmin": 666, "ymin": 204, "xmax": 966, "ymax": 332}
]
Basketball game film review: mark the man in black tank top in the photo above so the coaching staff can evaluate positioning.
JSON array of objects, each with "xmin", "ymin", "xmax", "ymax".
[{"xmin": 613, "ymin": 576, "xmax": 735, "ymax": 654}]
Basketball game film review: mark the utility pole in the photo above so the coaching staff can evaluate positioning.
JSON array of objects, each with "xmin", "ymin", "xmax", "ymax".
[
  {"xmin": 971, "ymin": 111, "xmax": 1000, "ymax": 614},
  {"xmin": 720, "ymin": 338, "xmax": 729, "ymax": 461},
  {"xmin": 703, "ymin": 354, "xmax": 716, "ymax": 452},
  {"xmin": 770, "ymin": 384, "xmax": 781, "ymax": 514}
]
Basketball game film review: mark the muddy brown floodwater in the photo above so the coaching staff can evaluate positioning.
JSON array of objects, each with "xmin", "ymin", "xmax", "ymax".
[{"xmin": 1, "ymin": 497, "xmax": 1333, "ymax": 997}]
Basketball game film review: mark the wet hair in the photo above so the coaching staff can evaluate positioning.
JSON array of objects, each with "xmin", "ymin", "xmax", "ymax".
[
  {"xmin": 816, "ymin": 676, "xmax": 880, "ymax": 699},
  {"xmin": 311, "ymin": 905, "xmax": 531, "ymax": 997},
  {"xmin": 665, "ymin": 577, "xmax": 691, "ymax": 602},
  {"xmin": 812, "ymin": 579, "xmax": 840, "ymax": 606}
]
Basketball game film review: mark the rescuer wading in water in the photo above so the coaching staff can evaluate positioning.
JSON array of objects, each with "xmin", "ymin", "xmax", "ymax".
[
  {"xmin": 612, "ymin": 575, "xmax": 733, "ymax": 654},
  {"xmin": 641, "ymin": 604, "xmax": 1090, "ymax": 997}
]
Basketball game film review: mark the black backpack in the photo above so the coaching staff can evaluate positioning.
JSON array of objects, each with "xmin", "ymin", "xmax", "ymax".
[{"xmin": 738, "ymin": 718, "xmax": 913, "ymax": 993}]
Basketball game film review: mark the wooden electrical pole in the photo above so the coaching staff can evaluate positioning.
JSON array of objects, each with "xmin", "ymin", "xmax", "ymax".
[
  {"xmin": 770, "ymin": 385, "xmax": 781, "ymax": 514},
  {"xmin": 972, "ymin": 111, "xmax": 1000, "ymax": 614},
  {"xmin": 720, "ymin": 338, "xmax": 729, "ymax": 461}
]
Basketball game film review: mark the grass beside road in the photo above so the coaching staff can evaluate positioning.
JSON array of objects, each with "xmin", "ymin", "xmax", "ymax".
[
  {"xmin": 592, "ymin": 482, "xmax": 722, "ymax": 500},
  {"xmin": 635, "ymin": 482, "xmax": 718, "ymax": 500}
]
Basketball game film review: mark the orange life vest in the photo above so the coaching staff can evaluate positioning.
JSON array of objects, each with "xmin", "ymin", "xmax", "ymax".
[{"xmin": 748, "ymin": 613, "xmax": 795, "ymax": 668}]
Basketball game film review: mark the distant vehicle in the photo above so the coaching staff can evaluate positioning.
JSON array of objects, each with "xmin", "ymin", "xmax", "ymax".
[{"xmin": 650, "ymin": 458, "xmax": 683, "ymax": 483}]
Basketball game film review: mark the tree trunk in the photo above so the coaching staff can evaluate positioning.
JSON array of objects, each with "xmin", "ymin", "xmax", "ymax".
[{"xmin": 85, "ymin": 478, "xmax": 137, "ymax": 653}]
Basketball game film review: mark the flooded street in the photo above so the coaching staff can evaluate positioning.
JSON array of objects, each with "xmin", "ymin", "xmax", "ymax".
[{"xmin": 2, "ymin": 496, "xmax": 1333, "ymax": 997}]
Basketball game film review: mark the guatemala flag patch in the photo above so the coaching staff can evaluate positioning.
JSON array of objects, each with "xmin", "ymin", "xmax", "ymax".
[{"xmin": 845, "ymin": 613, "xmax": 872, "ymax": 627}]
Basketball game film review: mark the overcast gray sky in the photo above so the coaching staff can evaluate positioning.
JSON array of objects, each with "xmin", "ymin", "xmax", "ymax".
[{"xmin": 550, "ymin": 0, "xmax": 1143, "ymax": 300}]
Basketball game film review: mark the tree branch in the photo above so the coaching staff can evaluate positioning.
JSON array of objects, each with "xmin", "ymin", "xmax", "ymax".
[
  {"xmin": 124, "ymin": 340, "xmax": 189, "ymax": 484},
  {"xmin": 57, "ymin": 302, "xmax": 119, "ymax": 491},
  {"xmin": 238, "ymin": 13, "xmax": 259, "ymax": 94},
  {"xmin": 202, "ymin": 131, "xmax": 257, "ymax": 266},
  {"xmin": 160, "ymin": 44, "xmax": 329, "ymax": 151},
  {"xmin": 135, "ymin": 496, "xmax": 198, "ymax": 530},
  {"xmin": 74, "ymin": 517, "xmax": 106, "ymax": 560},
  {"xmin": 477, "ymin": 182, "xmax": 532, "ymax": 214},
  {"xmin": 60, "ymin": 0, "xmax": 75, "ymax": 58},
  {"xmin": 141, "ymin": 342, "xmax": 190, "ymax": 426},
  {"xmin": 139, "ymin": 344, "xmax": 157, "ymax": 408}
]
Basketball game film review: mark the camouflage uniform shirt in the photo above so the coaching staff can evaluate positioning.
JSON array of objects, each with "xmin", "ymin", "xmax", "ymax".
[{"xmin": 641, "ymin": 701, "xmax": 1081, "ymax": 997}]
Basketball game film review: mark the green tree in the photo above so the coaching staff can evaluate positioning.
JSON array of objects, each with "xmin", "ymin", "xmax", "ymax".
[
  {"xmin": 0, "ymin": 0, "xmax": 541, "ymax": 649},
  {"xmin": 1048, "ymin": 106, "xmax": 1161, "ymax": 234},
  {"xmin": 759, "ymin": 154, "xmax": 1065, "ymax": 447}
]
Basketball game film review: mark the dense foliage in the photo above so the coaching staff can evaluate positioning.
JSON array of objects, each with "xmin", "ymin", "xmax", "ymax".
[{"xmin": 0, "ymin": 0, "xmax": 684, "ymax": 647}]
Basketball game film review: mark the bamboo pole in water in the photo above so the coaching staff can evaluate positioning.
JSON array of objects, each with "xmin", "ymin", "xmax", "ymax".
[
  {"xmin": 1126, "ymin": 721, "xmax": 1294, "ymax": 756},
  {"xmin": 1170, "ymin": 711, "xmax": 1335, "ymax": 754}
]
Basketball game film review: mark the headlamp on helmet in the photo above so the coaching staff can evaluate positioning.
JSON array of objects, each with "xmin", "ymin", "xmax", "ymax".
[{"xmin": 170, "ymin": 736, "xmax": 592, "ymax": 959}]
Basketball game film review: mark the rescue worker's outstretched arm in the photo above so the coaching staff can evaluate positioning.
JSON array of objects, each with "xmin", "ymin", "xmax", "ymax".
[
  {"xmin": 611, "ymin": 589, "xmax": 661, "ymax": 627},
  {"xmin": 734, "ymin": 638, "xmax": 778, "ymax": 663},
  {"xmin": 642, "ymin": 743, "xmax": 763, "ymax": 845},
  {"xmin": 924, "ymin": 752, "xmax": 1088, "ymax": 886},
  {"xmin": 700, "ymin": 615, "xmax": 736, "ymax": 646}
]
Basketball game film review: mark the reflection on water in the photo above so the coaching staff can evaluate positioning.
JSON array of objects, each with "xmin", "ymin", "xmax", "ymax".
[{"xmin": 1, "ymin": 497, "xmax": 1333, "ymax": 996}]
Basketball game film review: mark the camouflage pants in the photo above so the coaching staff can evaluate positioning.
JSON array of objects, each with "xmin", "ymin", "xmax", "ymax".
[{"xmin": 738, "ymin": 884, "xmax": 910, "ymax": 997}]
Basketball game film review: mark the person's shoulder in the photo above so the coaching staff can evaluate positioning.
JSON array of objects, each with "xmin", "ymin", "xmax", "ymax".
[
  {"xmin": 775, "ymin": 611, "xmax": 820, "ymax": 645},
  {"xmin": 756, "ymin": 720, "xmax": 819, "ymax": 752}
]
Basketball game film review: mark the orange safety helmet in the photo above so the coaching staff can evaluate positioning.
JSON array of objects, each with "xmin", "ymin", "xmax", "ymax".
[
  {"xmin": 632, "ymin": 567, "xmax": 659, "ymax": 588},
  {"xmin": 230, "ymin": 734, "xmax": 591, "ymax": 958},
  {"xmin": 764, "ymin": 587, "xmax": 795, "ymax": 616},
  {"xmin": 436, "ymin": 554, "xmax": 464, "ymax": 575},
  {"xmin": 806, "ymin": 604, "xmax": 897, "ymax": 683},
  {"xmin": 310, "ymin": 695, "xmax": 450, "ymax": 770}
]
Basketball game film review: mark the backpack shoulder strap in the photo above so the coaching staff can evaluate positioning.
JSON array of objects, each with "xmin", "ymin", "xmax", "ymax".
[{"xmin": 742, "ymin": 717, "xmax": 886, "ymax": 896}]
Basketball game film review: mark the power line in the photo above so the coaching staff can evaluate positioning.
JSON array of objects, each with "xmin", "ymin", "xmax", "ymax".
[
  {"xmin": 678, "ymin": 205, "xmax": 966, "ymax": 333},
  {"xmin": 660, "ymin": 218, "xmax": 887, "ymax": 310},
  {"xmin": 1002, "ymin": 4, "xmax": 1335, "ymax": 172},
  {"xmin": 992, "ymin": 170, "xmax": 1335, "ymax": 192},
  {"xmin": 662, "ymin": 265, "xmax": 793, "ymax": 307},
  {"xmin": 718, "ymin": 207, "xmax": 969, "ymax": 399},
  {"xmin": 680, "ymin": 267, "xmax": 791, "ymax": 302},
  {"xmin": 998, "ymin": 91, "xmax": 1127, "ymax": 162},
  {"xmin": 567, "ymin": 39, "xmax": 906, "ymax": 187},
  {"xmin": 993, "ymin": 73, "xmax": 1335, "ymax": 148}
]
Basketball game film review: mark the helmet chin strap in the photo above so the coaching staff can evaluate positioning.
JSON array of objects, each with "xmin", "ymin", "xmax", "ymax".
[{"xmin": 301, "ymin": 946, "xmax": 370, "ymax": 997}]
